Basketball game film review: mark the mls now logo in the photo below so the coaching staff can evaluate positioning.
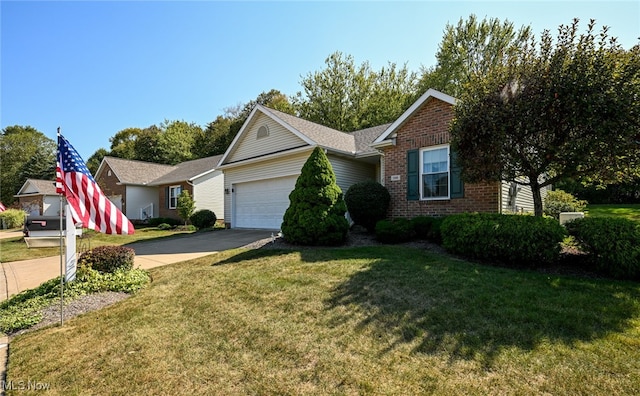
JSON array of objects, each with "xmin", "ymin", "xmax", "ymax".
[{"xmin": 1, "ymin": 380, "xmax": 51, "ymax": 391}]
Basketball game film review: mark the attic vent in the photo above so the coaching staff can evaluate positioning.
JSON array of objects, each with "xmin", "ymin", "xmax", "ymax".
[{"xmin": 257, "ymin": 125, "xmax": 269, "ymax": 139}]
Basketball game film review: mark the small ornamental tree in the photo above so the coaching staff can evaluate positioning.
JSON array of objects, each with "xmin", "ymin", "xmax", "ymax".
[
  {"xmin": 281, "ymin": 146, "xmax": 349, "ymax": 245},
  {"xmin": 177, "ymin": 190, "xmax": 195, "ymax": 225}
]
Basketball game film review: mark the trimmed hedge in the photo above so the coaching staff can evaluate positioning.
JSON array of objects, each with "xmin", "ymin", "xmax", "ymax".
[
  {"xmin": 78, "ymin": 246, "xmax": 135, "ymax": 274},
  {"xmin": 565, "ymin": 217, "xmax": 640, "ymax": 280},
  {"xmin": 147, "ymin": 217, "xmax": 181, "ymax": 227},
  {"xmin": 190, "ymin": 209, "xmax": 217, "ymax": 229},
  {"xmin": 344, "ymin": 181, "xmax": 391, "ymax": 232},
  {"xmin": 375, "ymin": 218, "xmax": 414, "ymax": 244},
  {"xmin": 410, "ymin": 216, "xmax": 445, "ymax": 243},
  {"xmin": 441, "ymin": 213, "xmax": 566, "ymax": 266}
]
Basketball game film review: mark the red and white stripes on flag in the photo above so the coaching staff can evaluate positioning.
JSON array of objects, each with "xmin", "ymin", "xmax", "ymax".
[
  {"xmin": 56, "ymin": 133, "xmax": 134, "ymax": 235},
  {"xmin": 0, "ymin": 202, "xmax": 6, "ymax": 212}
]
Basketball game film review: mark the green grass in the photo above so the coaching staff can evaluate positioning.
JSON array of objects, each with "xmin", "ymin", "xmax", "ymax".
[
  {"xmin": 0, "ymin": 227, "xmax": 196, "ymax": 263},
  {"xmin": 587, "ymin": 204, "xmax": 640, "ymax": 223},
  {"xmin": 6, "ymin": 246, "xmax": 640, "ymax": 395}
]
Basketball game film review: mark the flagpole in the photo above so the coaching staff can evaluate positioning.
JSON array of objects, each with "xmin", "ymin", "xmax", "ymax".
[{"xmin": 58, "ymin": 127, "xmax": 64, "ymax": 326}]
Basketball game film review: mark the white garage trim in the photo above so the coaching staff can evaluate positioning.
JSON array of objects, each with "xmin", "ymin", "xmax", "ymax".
[{"xmin": 232, "ymin": 176, "xmax": 298, "ymax": 230}]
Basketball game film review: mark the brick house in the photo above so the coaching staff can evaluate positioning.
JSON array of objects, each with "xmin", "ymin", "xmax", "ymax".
[{"xmin": 218, "ymin": 88, "xmax": 544, "ymax": 230}]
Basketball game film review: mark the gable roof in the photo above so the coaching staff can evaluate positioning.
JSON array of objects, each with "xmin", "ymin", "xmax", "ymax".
[
  {"xmin": 97, "ymin": 157, "xmax": 175, "ymax": 185},
  {"xmin": 373, "ymin": 88, "xmax": 457, "ymax": 146},
  {"xmin": 219, "ymin": 105, "xmax": 387, "ymax": 166},
  {"xmin": 15, "ymin": 179, "xmax": 57, "ymax": 196},
  {"xmin": 147, "ymin": 154, "xmax": 223, "ymax": 185}
]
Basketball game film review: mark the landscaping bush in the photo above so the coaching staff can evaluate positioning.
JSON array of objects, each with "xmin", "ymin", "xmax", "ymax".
[
  {"xmin": 148, "ymin": 217, "xmax": 181, "ymax": 227},
  {"xmin": 544, "ymin": 189, "xmax": 587, "ymax": 219},
  {"xmin": 565, "ymin": 217, "xmax": 640, "ymax": 280},
  {"xmin": 282, "ymin": 147, "xmax": 349, "ymax": 246},
  {"xmin": 157, "ymin": 223, "xmax": 173, "ymax": 230},
  {"xmin": 190, "ymin": 209, "xmax": 217, "ymax": 229},
  {"xmin": 441, "ymin": 213, "xmax": 566, "ymax": 266},
  {"xmin": 344, "ymin": 181, "xmax": 391, "ymax": 232},
  {"xmin": 78, "ymin": 246, "xmax": 135, "ymax": 274},
  {"xmin": 410, "ymin": 216, "xmax": 445, "ymax": 243},
  {"xmin": 0, "ymin": 208, "xmax": 26, "ymax": 229},
  {"xmin": 375, "ymin": 218, "xmax": 414, "ymax": 244}
]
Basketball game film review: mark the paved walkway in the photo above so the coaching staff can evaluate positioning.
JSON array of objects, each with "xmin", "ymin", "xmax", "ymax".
[{"xmin": 0, "ymin": 229, "xmax": 274, "ymax": 393}]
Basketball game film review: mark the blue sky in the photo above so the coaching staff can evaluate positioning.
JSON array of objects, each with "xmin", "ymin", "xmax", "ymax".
[{"xmin": 2, "ymin": 1, "xmax": 639, "ymax": 161}]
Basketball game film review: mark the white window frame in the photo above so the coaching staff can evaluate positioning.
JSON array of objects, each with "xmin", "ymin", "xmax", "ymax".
[
  {"xmin": 169, "ymin": 185, "xmax": 182, "ymax": 209},
  {"xmin": 420, "ymin": 144, "xmax": 450, "ymax": 200}
]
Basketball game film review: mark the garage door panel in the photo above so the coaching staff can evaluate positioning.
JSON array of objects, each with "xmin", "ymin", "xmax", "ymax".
[{"xmin": 234, "ymin": 176, "xmax": 297, "ymax": 229}]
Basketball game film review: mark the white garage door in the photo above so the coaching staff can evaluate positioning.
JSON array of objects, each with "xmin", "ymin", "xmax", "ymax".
[{"xmin": 233, "ymin": 176, "xmax": 298, "ymax": 229}]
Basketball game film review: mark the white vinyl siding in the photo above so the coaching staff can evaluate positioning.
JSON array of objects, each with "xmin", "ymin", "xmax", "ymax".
[
  {"xmin": 328, "ymin": 155, "xmax": 377, "ymax": 194},
  {"xmin": 192, "ymin": 170, "xmax": 224, "ymax": 221},
  {"xmin": 500, "ymin": 177, "xmax": 550, "ymax": 214},
  {"xmin": 125, "ymin": 186, "xmax": 158, "ymax": 220},
  {"xmin": 226, "ymin": 114, "xmax": 308, "ymax": 163}
]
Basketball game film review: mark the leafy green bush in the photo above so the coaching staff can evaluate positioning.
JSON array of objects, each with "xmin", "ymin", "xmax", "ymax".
[
  {"xmin": 565, "ymin": 217, "xmax": 640, "ymax": 279},
  {"xmin": 375, "ymin": 218, "xmax": 414, "ymax": 244},
  {"xmin": 148, "ymin": 217, "xmax": 181, "ymax": 227},
  {"xmin": 441, "ymin": 213, "xmax": 566, "ymax": 266},
  {"xmin": 344, "ymin": 181, "xmax": 391, "ymax": 232},
  {"xmin": 157, "ymin": 223, "xmax": 173, "ymax": 230},
  {"xmin": 544, "ymin": 189, "xmax": 587, "ymax": 219},
  {"xmin": 282, "ymin": 147, "xmax": 349, "ymax": 246},
  {"xmin": 0, "ymin": 208, "xmax": 26, "ymax": 229},
  {"xmin": 410, "ymin": 216, "xmax": 445, "ymax": 243},
  {"xmin": 78, "ymin": 246, "xmax": 135, "ymax": 273},
  {"xmin": 190, "ymin": 209, "xmax": 217, "ymax": 229}
]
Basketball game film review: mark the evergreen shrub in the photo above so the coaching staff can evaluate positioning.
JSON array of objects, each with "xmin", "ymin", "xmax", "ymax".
[
  {"xmin": 344, "ymin": 181, "xmax": 391, "ymax": 232},
  {"xmin": 375, "ymin": 218, "xmax": 414, "ymax": 244},
  {"xmin": 190, "ymin": 209, "xmax": 217, "ymax": 229},
  {"xmin": 441, "ymin": 213, "xmax": 566, "ymax": 266},
  {"xmin": 565, "ymin": 217, "xmax": 640, "ymax": 280},
  {"xmin": 544, "ymin": 189, "xmax": 587, "ymax": 219}
]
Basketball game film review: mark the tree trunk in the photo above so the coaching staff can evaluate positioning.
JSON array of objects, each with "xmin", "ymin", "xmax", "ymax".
[{"xmin": 530, "ymin": 179, "xmax": 543, "ymax": 217}]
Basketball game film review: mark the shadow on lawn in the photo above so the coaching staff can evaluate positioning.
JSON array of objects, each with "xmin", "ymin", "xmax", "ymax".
[{"xmin": 319, "ymin": 248, "xmax": 640, "ymax": 367}]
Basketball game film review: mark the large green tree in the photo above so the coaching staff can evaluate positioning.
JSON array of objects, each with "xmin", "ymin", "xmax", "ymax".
[
  {"xmin": 418, "ymin": 14, "xmax": 532, "ymax": 98},
  {"xmin": 0, "ymin": 125, "xmax": 56, "ymax": 205},
  {"xmin": 109, "ymin": 127, "xmax": 143, "ymax": 159},
  {"xmin": 295, "ymin": 51, "xmax": 417, "ymax": 132},
  {"xmin": 450, "ymin": 19, "xmax": 640, "ymax": 216}
]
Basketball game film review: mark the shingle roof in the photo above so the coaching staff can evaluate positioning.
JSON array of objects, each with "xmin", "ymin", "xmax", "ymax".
[
  {"xmin": 18, "ymin": 179, "xmax": 57, "ymax": 195},
  {"xmin": 262, "ymin": 107, "xmax": 385, "ymax": 154},
  {"xmin": 103, "ymin": 157, "xmax": 175, "ymax": 185},
  {"xmin": 148, "ymin": 155, "xmax": 223, "ymax": 185}
]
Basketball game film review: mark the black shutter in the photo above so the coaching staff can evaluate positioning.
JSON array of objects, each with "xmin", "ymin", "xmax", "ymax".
[
  {"xmin": 165, "ymin": 186, "xmax": 170, "ymax": 208},
  {"xmin": 407, "ymin": 149, "xmax": 419, "ymax": 201},
  {"xmin": 450, "ymin": 149, "xmax": 464, "ymax": 198}
]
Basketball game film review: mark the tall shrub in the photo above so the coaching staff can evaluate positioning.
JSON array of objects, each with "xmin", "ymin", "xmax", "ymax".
[
  {"xmin": 177, "ymin": 190, "xmax": 195, "ymax": 225},
  {"xmin": 543, "ymin": 189, "xmax": 587, "ymax": 219},
  {"xmin": 344, "ymin": 181, "xmax": 390, "ymax": 232},
  {"xmin": 281, "ymin": 147, "xmax": 349, "ymax": 245}
]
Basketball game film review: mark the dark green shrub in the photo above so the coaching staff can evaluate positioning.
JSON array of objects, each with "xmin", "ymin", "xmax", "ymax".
[
  {"xmin": 441, "ymin": 213, "xmax": 566, "ymax": 266},
  {"xmin": 544, "ymin": 189, "xmax": 587, "ymax": 219},
  {"xmin": 78, "ymin": 246, "xmax": 135, "ymax": 273},
  {"xmin": 565, "ymin": 217, "xmax": 640, "ymax": 280},
  {"xmin": 190, "ymin": 209, "xmax": 217, "ymax": 229},
  {"xmin": 148, "ymin": 217, "xmax": 181, "ymax": 227},
  {"xmin": 344, "ymin": 181, "xmax": 391, "ymax": 232},
  {"xmin": 410, "ymin": 216, "xmax": 445, "ymax": 243},
  {"xmin": 282, "ymin": 147, "xmax": 349, "ymax": 246},
  {"xmin": 0, "ymin": 209, "xmax": 26, "ymax": 229},
  {"xmin": 157, "ymin": 223, "xmax": 173, "ymax": 230},
  {"xmin": 375, "ymin": 218, "xmax": 414, "ymax": 244}
]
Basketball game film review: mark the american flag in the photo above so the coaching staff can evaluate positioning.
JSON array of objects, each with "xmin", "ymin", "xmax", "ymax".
[
  {"xmin": 0, "ymin": 202, "xmax": 6, "ymax": 212},
  {"xmin": 56, "ymin": 133, "xmax": 134, "ymax": 235}
]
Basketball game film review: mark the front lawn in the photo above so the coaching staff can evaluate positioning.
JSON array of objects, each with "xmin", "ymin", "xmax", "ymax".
[{"xmin": 6, "ymin": 246, "xmax": 640, "ymax": 395}]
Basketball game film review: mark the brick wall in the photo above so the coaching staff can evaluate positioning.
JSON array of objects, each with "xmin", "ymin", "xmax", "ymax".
[
  {"xmin": 383, "ymin": 98, "xmax": 501, "ymax": 218},
  {"xmin": 158, "ymin": 183, "xmax": 193, "ymax": 220},
  {"xmin": 95, "ymin": 163, "xmax": 127, "ymax": 212}
]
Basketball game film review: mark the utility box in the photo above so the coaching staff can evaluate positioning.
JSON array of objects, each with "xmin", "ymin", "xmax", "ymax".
[
  {"xmin": 23, "ymin": 216, "xmax": 82, "ymax": 248},
  {"xmin": 559, "ymin": 212, "xmax": 585, "ymax": 226}
]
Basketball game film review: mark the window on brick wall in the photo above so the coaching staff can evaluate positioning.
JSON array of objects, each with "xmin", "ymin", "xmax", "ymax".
[
  {"xmin": 407, "ymin": 144, "xmax": 464, "ymax": 201},
  {"xmin": 168, "ymin": 185, "xmax": 182, "ymax": 209}
]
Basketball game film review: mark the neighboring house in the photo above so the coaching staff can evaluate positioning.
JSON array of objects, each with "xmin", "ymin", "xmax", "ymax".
[
  {"xmin": 219, "ymin": 89, "xmax": 547, "ymax": 230},
  {"xmin": 14, "ymin": 179, "xmax": 64, "ymax": 216},
  {"xmin": 372, "ymin": 88, "xmax": 548, "ymax": 218},
  {"xmin": 94, "ymin": 155, "xmax": 224, "ymax": 222}
]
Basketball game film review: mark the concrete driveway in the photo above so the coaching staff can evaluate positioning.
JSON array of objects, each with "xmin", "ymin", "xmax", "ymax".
[{"xmin": 0, "ymin": 229, "xmax": 274, "ymax": 302}]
